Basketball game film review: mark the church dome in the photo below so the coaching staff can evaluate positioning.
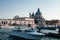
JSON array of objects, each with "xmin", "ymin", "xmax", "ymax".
[
  {"xmin": 36, "ymin": 8, "xmax": 41, "ymax": 15},
  {"xmin": 14, "ymin": 15, "xmax": 20, "ymax": 19}
]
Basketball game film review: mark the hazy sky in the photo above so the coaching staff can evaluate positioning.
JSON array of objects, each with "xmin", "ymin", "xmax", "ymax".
[{"xmin": 0, "ymin": 0, "xmax": 60, "ymax": 20}]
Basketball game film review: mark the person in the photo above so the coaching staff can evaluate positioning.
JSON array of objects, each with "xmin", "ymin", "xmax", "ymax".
[{"xmin": 29, "ymin": 28, "xmax": 35, "ymax": 32}]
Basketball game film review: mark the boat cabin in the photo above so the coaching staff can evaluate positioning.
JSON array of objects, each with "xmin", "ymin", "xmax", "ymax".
[{"xmin": 13, "ymin": 27, "xmax": 35, "ymax": 33}]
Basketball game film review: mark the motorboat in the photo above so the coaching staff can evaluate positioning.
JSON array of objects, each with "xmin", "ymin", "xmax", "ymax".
[
  {"xmin": 7, "ymin": 27, "xmax": 45, "ymax": 40},
  {"xmin": 36, "ymin": 26, "xmax": 60, "ymax": 38}
]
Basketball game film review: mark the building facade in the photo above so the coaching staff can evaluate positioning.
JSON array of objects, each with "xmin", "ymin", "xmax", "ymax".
[
  {"xmin": 29, "ymin": 8, "xmax": 46, "ymax": 26},
  {"xmin": 0, "ymin": 17, "xmax": 35, "ymax": 28},
  {"xmin": 46, "ymin": 20, "xmax": 60, "ymax": 27}
]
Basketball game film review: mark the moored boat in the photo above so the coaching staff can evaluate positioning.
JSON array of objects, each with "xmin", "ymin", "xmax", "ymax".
[{"xmin": 7, "ymin": 27, "xmax": 45, "ymax": 40}]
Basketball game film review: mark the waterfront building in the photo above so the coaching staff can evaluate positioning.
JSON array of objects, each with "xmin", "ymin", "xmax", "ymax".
[
  {"xmin": 46, "ymin": 20, "xmax": 60, "ymax": 27},
  {"xmin": 0, "ymin": 17, "xmax": 35, "ymax": 28},
  {"xmin": 13, "ymin": 16, "xmax": 35, "ymax": 27}
]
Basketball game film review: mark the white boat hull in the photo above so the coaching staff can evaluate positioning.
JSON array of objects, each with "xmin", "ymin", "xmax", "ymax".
[{"xmin": 8, "ymin": 32, "xmax": 45, "ymax": 39}]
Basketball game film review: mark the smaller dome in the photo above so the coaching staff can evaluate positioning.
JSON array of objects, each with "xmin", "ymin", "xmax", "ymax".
[
  {"xmin": 31, "ymin": 12, "xmax": 34, "ymax": 16},
  {"xmin": 14, "ymin": 15, "xmax": 20, "ymax": 19}
]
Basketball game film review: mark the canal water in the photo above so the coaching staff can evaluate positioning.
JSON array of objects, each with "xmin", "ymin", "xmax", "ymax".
[
  {"xmin": 0, "ymin": 32, "xmax": 60, "ymax": 40},
  {"xmin": 0, "ymin": 27, "xmax": 60, "ymax": 40}
]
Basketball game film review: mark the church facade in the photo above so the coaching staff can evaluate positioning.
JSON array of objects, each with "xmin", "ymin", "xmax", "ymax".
[{"xmin": 29, "ymin": 8, "xmax": 46, "ymax": 27}]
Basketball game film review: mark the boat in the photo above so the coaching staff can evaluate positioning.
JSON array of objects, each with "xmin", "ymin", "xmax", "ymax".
[
  {"xmin": 36, "ymin": 26, "xmax": 60, "ymax": 38},
  {"xmin": 40, "ymin": 27, "xmax": 59, "ymax": 34},
  {"xmin": 7, "ymin": 27, "xmax": 45, "ymax": 40}
]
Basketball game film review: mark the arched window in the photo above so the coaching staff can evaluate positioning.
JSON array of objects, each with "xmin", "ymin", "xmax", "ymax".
[
  {"xmin": 2, "ymin": 21, "xmax": 3, "ymax": 24},
  {"xmin": 5, "ymin": 21, "xmax": 7, "ymax": 24},
  {"xmin": 4, "ymin": 21, "xmax": 5, "ymax": 25}
]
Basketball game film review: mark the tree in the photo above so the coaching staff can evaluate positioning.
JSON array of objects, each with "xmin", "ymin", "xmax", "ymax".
[
  {"xmin": 12, "ymin": 23, "xmax": 16, "ymax": 26},
  {"xmin": 34, "ymin": 19, "xmax": 38, "ymax": 24},
  {"xmin": 0, "ymin": 27, "xmax": 1, "ymax": 29}
]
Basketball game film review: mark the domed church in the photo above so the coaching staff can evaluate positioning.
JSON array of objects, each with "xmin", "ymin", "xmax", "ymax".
[{"xmin": 29, "ymin": 8, "xmax": 46, "ymax": 27}]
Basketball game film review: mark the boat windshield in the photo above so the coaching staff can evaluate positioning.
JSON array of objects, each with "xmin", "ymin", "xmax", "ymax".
[{"xmin": 24, "ymin": 28, "xmax": 35, "ymax": 32}]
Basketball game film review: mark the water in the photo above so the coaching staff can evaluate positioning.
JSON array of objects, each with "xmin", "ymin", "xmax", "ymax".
[
  {"xmin": 0, "ymin": 32, "xmax": 60, "ymax": 40},
  {"xmin": 0, "ymin": 27, "xmax": 60, "ymax": 40}
]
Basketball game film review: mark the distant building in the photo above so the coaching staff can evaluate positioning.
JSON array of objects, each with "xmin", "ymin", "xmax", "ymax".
[
  {"xmin": 46, "ymin": 20, "xmax": 60, "ymax": 27},
  {"xmin": 29, "ymin": 8, "xmax": 46, "ymax": 26},
  {"xmin": 0, "ymin": 17, "xmax": 35, "ymax": 28},
  {"xmin": 13, "ymin": 16, "xmax": 35, "ymax": 27}
]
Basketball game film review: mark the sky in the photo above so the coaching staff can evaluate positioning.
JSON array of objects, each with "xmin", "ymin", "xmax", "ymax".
[{"xmin": 0, "ymin": 0, "xmax": 60, "ymax": 20}]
